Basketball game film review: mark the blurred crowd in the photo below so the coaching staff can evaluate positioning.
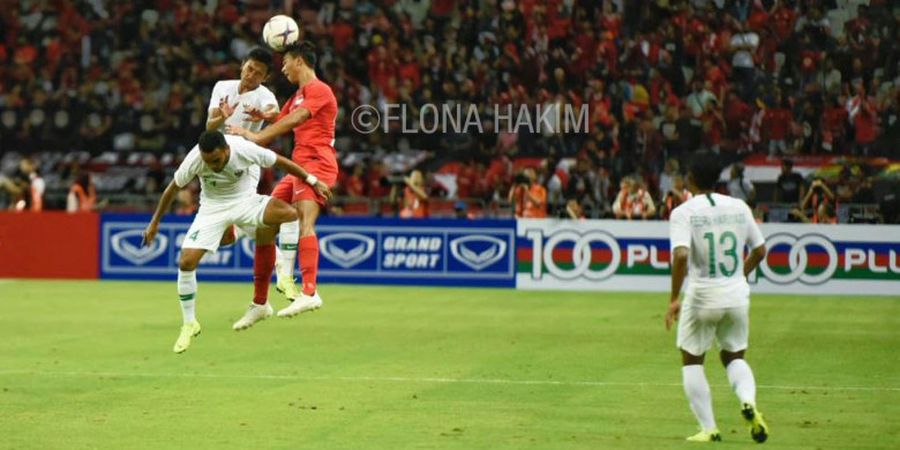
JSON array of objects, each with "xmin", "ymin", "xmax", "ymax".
[{"xmin": 0, "ymin": 0, "xmax": 897, "ymax": 221}]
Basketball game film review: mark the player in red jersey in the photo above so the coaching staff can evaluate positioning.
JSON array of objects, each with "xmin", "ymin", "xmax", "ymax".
[{"xmin": 226, "ymin": 41, "xmax": 337, "ymax": 317}]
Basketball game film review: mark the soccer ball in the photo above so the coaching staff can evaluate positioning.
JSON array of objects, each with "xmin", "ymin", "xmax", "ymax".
[{"xmin": 262, "ymin": 15, "xmax": 300, "ymax": 52}]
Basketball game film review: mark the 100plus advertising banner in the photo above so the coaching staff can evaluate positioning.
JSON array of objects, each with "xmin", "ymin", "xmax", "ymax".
[{"xmin": 516, "ymin": 219, "xmax": 900, "ymax": 295}]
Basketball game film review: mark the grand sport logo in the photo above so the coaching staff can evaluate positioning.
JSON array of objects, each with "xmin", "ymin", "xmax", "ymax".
[
  {"xmin": 111, "ymin": 229, "xmax": 167, "ymax": 265},
  {"xmin": 450, "ymin": 235, "xmax": 507, "ymax": 271},
  {"xmin": 319, "ymin": 232, "xmax": 376, "ymax": 268}
]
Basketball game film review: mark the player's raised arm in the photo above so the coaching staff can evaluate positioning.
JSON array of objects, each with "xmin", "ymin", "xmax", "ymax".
[
  {"xmin": 243, "ymin": 105, "xmax": 279, "ymax": 123},
  {"xmin": 144, "ymin": 148, "xmax": 201, "ymax": 246},
  {"xmin": 272, "ymin": 154, "xmax": 332, "ymax": 201},
  {"xmin": 226, "ymin": 107, "xmax": 310, "ymax": 145},
  {"xmin": 143, "ymin": 180, "xmax": 182, "ymax": 247}
]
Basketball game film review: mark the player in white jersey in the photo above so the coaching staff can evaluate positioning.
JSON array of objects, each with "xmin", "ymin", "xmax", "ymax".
[
  {"xmin": 205, "ymin": 48, "xmax": 302, "ymax": 302},
  {"xmin": 142, "ymin": 131, "xmax": 331, "ymax": 354},
  {"xmin": 666, "ymin": 152, "xmax": 769, "ymax": 443}
]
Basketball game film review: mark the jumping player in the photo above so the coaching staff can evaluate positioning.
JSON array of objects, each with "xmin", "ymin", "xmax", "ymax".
[
  {"xmin": 206, "ymin": 47, "xmax": 303, "ymax": 301},
  {"xmin": 142, "ymin": 131, "xmax": 331, "ymax": 353},
  {"xmin": 226, "ymin": 41, "xmax": 337, "ymax": 318}
]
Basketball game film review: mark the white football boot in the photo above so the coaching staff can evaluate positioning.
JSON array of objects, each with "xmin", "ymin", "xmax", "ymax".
[
  {"xmin": 276, "ymin": 291, "xmax": 323, "ymax": 318},
  {"xmin": 233, "ymin": 303, "xmax": 274, "ymax": 330}
]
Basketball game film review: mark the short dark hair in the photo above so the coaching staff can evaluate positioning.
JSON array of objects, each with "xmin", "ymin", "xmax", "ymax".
[
  {"xmin": 284, "ymin": 40, "xmax": 317, "ymax": 68},
  {"xmin": 244, "ymin": 47, "xmax": 273, "ymax": 73},
  {"xmin": 198, "ymin": 131, "xmax": 227, "ymax": 153},
  {"xmin": 688, "ymin": 151, "xmax": 721, "ymax": 191}
]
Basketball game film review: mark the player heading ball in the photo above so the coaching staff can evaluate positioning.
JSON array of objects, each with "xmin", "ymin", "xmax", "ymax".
[{"xmin": 226, "ymin": 40, "xmax": 338, "ymax": 319}]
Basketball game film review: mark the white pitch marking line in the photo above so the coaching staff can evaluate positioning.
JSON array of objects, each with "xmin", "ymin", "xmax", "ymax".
[{"xmin": 2, "ymin": 370, "xmax": 899, "ymax": 392}]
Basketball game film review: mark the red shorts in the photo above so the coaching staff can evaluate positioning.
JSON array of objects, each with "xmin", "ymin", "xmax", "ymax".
[{"xmin": 271, "ymin": 164, "xmax": 338, "ymax": 206}]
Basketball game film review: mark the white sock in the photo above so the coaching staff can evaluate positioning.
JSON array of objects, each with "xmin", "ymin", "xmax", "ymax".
[
  {"xmin": 278, "ymin": 220, "xmax": 299, "ymax": 276},
  {"xmin": 682, "ymin": 365, "xmax": 717, "ymax": 431},
  {"xmin": 726, "ymin": 359, "xmax": 757, "ymax": 406},
  {"xmin": 177, "ymin": 270, "xmax": 197, "ymax": 324}
]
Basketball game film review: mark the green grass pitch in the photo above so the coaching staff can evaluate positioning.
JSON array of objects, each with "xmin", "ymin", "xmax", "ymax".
[{"xmin": 1, "ymin": 280, "xmax": 898, "ymax": 449}]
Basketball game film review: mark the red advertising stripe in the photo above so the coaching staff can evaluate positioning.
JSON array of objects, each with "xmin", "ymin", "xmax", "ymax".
[
  {"xmin": 0, "ymin": 212, "xmax": 99, "ymax": 279},
  {"xmin": 517, "ymin": 247, "xmax": 533, "ymax": 261},
  {"xmin": 514, "ymin": 247, "xmax": 614, "ymax": 264},
  {"xmin": 550, "ymin": 248, "xmax": 613, "ymax": 263}
]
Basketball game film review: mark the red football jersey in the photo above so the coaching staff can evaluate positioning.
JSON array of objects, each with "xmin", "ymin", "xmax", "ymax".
[{"xmin": 278, "ymin": 78, "xmax": 338, "ymax": 167}]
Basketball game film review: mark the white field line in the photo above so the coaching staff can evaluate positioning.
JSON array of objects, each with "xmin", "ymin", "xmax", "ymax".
[{"xmin": 1, "ymin": 370, "xmax": 898, "ymax": 392}]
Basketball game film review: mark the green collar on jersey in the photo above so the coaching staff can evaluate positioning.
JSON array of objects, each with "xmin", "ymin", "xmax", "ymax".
[{"xmin": 706, "ymin": 193, "xmax": 716, "ymax": 206}]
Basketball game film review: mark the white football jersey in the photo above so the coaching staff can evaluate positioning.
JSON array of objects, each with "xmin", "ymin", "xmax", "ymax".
[
  {"xmin": 208, "ymin": 80, "xmax": 278, "ymax": 133},
  {"xmin": 669, "ymin": 193, "xmax": 765, "ymax": 308},
  {"xmin": 208, "ymin": 80, "xmax": 278, "ymax": 189},
  {"xmin": 174, "ymin": 136, "xmax": 277, "ymax": 206}
]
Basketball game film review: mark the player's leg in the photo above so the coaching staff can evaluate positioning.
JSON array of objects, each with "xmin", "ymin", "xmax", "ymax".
[
  {"xmin": 296, "ymin": 199, "xmax": 320, "ymax": 296},
  {"xmin": 233, "ymin": 195, "xmax": 298, "ymax": 330},
  {"xmin": 277, "ymin": 199, "xmax": 323, "ymax": 318},
  {"xmin": 255, "ymin": 197, "xmax": 299, "ymax": 306},
  {"xmin": 276, "ymin": 219, "xmax": 300, "ymax": 292},
  {"xmin": 174, "ymin": 248, "xmax": 206, "ymax": 353},
  {"xmin": 718, "ymin": 306, "xmax": 768, "ymax": 443},
  {"xmin": 270, "ymin": 177, "xmax": 301, "ymax": 300},
  {"xmin": 173, "ymin": 211, "xmax": 229, "ymax": 352},
  {"xmin": 677, "ymin": 305, "xmax": 721, "ymax": 442}
]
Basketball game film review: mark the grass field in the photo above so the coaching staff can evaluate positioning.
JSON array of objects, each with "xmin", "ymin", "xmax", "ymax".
[{"xmin": 1, "ymin": 280, "xmax": 898, "ymax": 449}]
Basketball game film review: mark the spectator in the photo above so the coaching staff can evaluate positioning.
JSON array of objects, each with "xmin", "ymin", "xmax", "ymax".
[
  {"xmin": 454, "ymin": 201, "xmax": 476, "ymax": 220},
  {"xmin": 345, "ymin": 164, "xmax": 366, "ymax": 198},
  {"xmin": 774, "ymin": 159, "xmax": 806, "ymax": 205},
  {"xmin": 509, "ymin": 168, "xmax": 547, "ymax": 219},
  {"xmin": 729, "ymin": 20, "xmax": 759, "ymax": 101},
  {"xmin": 661, "ymin": 174, "xmax": 693, "ymax": 220},
  {"xmin": 727, "ymin": 163, "xmax": 756, "ymax": 205},
  {"xmin": 763, "ymin": 94, "xmax": 792, "ymax": 156},
  {"xmin": 848, "ymin": 86, "xmax": 879, "ymax": 156},
  {"xmin": 393, "ymin": 170, "xmax": 429, "ymax": 219},
  {"xmin": 791, "ymin": 200, "xmax": 837, "ymax": 224},
  {"xmin": 658, "ymin": 158, "xmax": 680, "ymax": 200},
  {"xmin": 613, "ymin": 176, "xmax": 656, "ymax": 220},
  {"xmin": 0, "ymin": 157, "xmax": 44, "ymax": 212},
  {"xmin": 565, "ymin": 199, "xmax": 586, "ymax": 220},
  {"xmin": 821, "ymin": 96, "xmax": 848, "ymax": 153},
  {"xmin": 685, "ymin": 80, "xmax": 716, "ymax": 119},
  {"xmin": 66, "ymin": 173, "xmax": 97, "ymax": 213},
  {"xmin": 701, "ymin": 99, "xmax": 726, "ymax": 153},
  {"xmin": 659, "ymin": 108, "xmax": 681, "ymax": 159},
  {"xmin": 794, "ymin": 178, "xmax": 836, "ymax": 223},
  {"xmin": 19, "ymin": 157, "xmax": 44, "ymax": 212}
]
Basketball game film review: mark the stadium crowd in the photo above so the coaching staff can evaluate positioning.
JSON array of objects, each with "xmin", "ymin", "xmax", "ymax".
[{"xmin": 0, "ymin": 0, "xmax": 897, "ymax": 221}]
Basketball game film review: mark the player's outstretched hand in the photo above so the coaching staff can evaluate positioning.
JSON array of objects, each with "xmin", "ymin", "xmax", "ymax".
[
  {"xmin": 665, "ymin": 299, "xmax": 680, "ymax": 331},
  {"xmin": 219, "ymin": 96, "xmax": 237, "ymax": 119},
  {"xmin": 243, "ymin": 106, "xmax": 276, "ymax": 123},
  {"xmin": 313, "ymin": 181, "xmax": 333, "ymax": 202},
  {"xmin": 142, "ymin": 224, "xmax": 158, "ymax": 248}
]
